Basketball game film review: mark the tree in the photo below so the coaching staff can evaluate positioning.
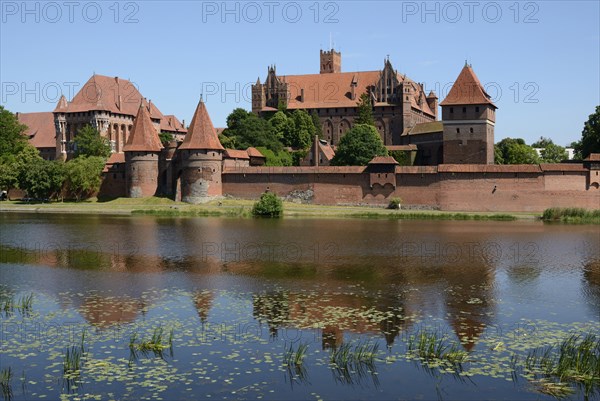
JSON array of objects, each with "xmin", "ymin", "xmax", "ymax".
[
  {"xmin": 331, "ymin": 124, "xmax": 388, "ymax": 166},
  {"xmin": 235, "ymin": 114, "xmax": 283, "ymax": 152},
  {"xmin": 531, "ymin": 136, "xmax": 553, "ymax": 148},
  {"xmin": 288, "ymin": 110, "xmax": 314, "ymax": 149},
  {"xmin": 310, "ymin": 110, "xmax": 323, "ymax": 139},
  {"xmin": 226, "ymin": 108, "xmax": 251, "ymax": 132},
  {"xmin": 21, "ymin": 159, "xmax": 65, "ymax": 200},
  {"xmin": 158, "ymin": 132, "xmax": 174, "ymax": 145},
  {"xmin": 252, "ymin": 191, "xmax": 283, "ymax": 217},
  {"xmin": 65, "ymin": 156, "xmax": 105, "ymax": 200},
  {"xmin": 269, "ymin": 111, "xmax": 292, "ymax": 142},
  {"xmin": 74, "ymin": 125, "xmax": 111, "ymax": 159},
  {"xmin": 540, "ymin": 143, "xmax": 568, "ymax": 163},
  {"xmin": 0, "ymin": 106, "xmax": 28, "ymax": 157},
  {"xmin": 255, "ymin": 146, "xmax": 293, "ymax": 166},
  {"xmin": 495, "ymin": 138, "xmax": 540, "ymax": 164},
  {"xmin": 574, "ymin": 105, "xmax": 600, "ymax": 159},
  {"xmin": 355, "ymin": 93, "xmax": 375, "ymax": 126}
]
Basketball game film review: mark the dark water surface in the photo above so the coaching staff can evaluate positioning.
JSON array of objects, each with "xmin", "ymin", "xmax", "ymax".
[{"xmin": 1, "ymin": 213, "xmax": 598, "ymax": 400}]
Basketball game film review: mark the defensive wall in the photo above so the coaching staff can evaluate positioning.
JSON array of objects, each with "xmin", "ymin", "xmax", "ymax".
[{"xmin": 221, "ymin": 164, "xmax": 600, "ymax": 212}]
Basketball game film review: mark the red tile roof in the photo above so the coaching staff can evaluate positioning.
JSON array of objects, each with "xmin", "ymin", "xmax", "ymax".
[
  {"xmin": 440, "ymin": 65, "xmax": 496, "ymax": 107},
  {"xmin": 246, "ymin": 147, "xmax": 265, "ymax": 158},
  {"xmin": 224, "ymin": 149, "xmax": 250, "ymax": 159},
  {"xmin": 438, "ymin": 164, "xmax": 541, "ymax": 173},
  {"xmin": 18, "ymin": 112, "xmax": 56, "ymax": 148},
  {"xmin": 179, "ymin": 99, "xmax": 224, "ymax": 151},
  {"xmin": 55, "ymin": 74, "xmax": 165, "ymax": 119},
  {"xmin": 160, "ymin": 115, "xmax": 187, "ymax": 134},
  {"xmin": 584, "ymin": 153, "xmax": 600, "ymax": 161},
  {"xmin": 318, "ymin": 142, "xmax": 335, "ymax": 161},
  {"xmin": 278, "ymin": 71, "xmax": 434, "ymax": 116},
  {"xmin": 368, "ymin": 156, "xmax": 399, "ymax": 165},
  {"xmin": 387, "ymin": 145, "xmax": 417, "ymax": 151},
  {"xmin": 540, "ymin": 164, "xmax": 587, "ymax": 172},
  {"xmin": 123, "ymin": 102, "xmax": 163, "ymax": 152}
]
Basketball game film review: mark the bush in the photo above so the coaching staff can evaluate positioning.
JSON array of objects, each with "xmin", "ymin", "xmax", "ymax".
[
  {"xmin": 252, "ymin": 192, "xmax": 283, "ymax": 217},
  {"xmin": 387, "ymin": 197, "xmax": 402, "ymax": 210}
]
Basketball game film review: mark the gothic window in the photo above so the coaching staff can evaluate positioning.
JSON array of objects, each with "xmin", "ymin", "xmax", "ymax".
[{"xmin": 470, "ymin": 128, "xmax": 474, "ymax": 133}]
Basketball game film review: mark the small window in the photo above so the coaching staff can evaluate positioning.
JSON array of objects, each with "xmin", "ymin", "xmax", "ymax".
[
  {"xmin": 470, "ymin": 128, "xmax": 474, "ymax": 133},
  {"xmin": 462, "ymin": 107, "xmax": 467, "ymax": 113},
  {"xmin": 450, "ymin": 107, "xmax": 454, "ymax": 113},
  {"xmin": 475, "ymin": 106, "xmax": 480, "ymax": 112},
  {"xmin": 456, "ymin": 128, "xmax": 460, "ymax": 133}
]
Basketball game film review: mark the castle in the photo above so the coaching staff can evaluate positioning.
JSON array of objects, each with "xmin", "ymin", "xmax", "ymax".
[
  {"xmin": 16, "ymin": 50, "xmax": 600, "ymax": 211},
  {"xmin": 252, "ymin": 50, "xmax": 496, "ymax": 165}
]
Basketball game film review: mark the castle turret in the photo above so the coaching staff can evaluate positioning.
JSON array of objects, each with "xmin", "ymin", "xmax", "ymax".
[
  {"xmin": 440, "ymin": 64, "xmax": 496, "ymax": 164},
  {"xmin": 178, "ymin": 97, "xmax": 224, "ymax": 203},
  {"xmin": 53, "ymin": 95, "xmax": 69, "ymax": 160},
  {"xmin": 123, "ymin": 101, "xmax": 163, "ymax": 197},
  {"xmin": 320, "ymin": 48, "xmax": 341, "ymax": 74},
  {"xmin": 426, "ymin": 90, "xmax": 438, "ymax": 119}
]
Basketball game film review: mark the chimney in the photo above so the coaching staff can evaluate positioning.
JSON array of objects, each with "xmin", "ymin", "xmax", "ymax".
[
  {"xmin": 148, "ymin": 99, "xmax": 152, "ymax": 113},
  {"xmin": 15, "ymin": 112, "xmax": 20, "ymax": 120},
  {"xmin": 351, "ymin": 84, "xmax": 356, "ymax": 100},
  {"xmin": 300, "ymin": 88, "xmax": 305, "ymax": 102},
  {"xmin": 314, "ymin": 135, "xmax": 319, "ymax": 167},
  {"xmin": 182, "ymin": 119, "xmax": 185, "ymax": 129},
  {"xmin": 118, "ymin": 95, "xmax": 122, "ymax": 110}
]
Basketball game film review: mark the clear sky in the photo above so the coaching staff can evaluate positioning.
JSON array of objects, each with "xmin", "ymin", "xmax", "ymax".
[{"xmin": 1, "ymin": 0, "xmax": 599, "ymax": 146}]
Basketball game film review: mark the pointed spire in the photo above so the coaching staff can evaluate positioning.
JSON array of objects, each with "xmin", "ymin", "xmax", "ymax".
[
  {"xmin": 179, "ymin": 97, "xmax": 224, "ymax": 151},
  {"xmin": 53, "ymin": 94, "xmax": 69, "ymax": 112},
  {"xmin": 123, "ymin": 101, "xmax": 163, "ymax": 152},
  {"xmin": 440, "ymin": 64, "xmax": 496, "ymax": 108}
]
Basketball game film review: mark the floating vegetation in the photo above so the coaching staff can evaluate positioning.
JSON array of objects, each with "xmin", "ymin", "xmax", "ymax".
[
  {"xmin": 129, "ymin": 326, "xmax": 174, "ymax": 361},
  {"xmin": 522, "ymin": 333, "xmax": 600, "ymax": 398},
  {"xmin": 542, "ymin": 207, "xmax": 600, "ymax": 224},
  {"xmin": 0, "ymin": 368, "xmax": 12, "ymax": 401},
  {"xmin": 1, "ymin": 293, "xmax": 33, "ymax": 316}
]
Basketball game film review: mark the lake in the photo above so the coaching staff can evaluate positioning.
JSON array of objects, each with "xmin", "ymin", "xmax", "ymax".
[{"xmin": 1, "ymin": 213, "xmax": 598, "ymax": 400}]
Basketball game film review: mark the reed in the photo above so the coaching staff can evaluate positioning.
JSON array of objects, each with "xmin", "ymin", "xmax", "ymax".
[{"xmin": 0, "ymin": 367, "xmax": 12, "ymax": 401}]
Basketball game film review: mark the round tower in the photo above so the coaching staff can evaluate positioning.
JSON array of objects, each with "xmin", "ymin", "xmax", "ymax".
[
  {"xmin": 178, "ymin": 97, "xmax": 224, "ymax": 204},
  {"xmin": 123, "ymin": 102, "xmax": 163, "ymax": 198}
]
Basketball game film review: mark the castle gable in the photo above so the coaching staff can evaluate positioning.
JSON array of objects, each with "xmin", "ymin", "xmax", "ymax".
[
  {"xmin": 179, "ymin": 99, "xmax": 224, "ymax": 151},
  {"xmin": 440, "ymin": 65, "xmax": 496, "ymax": 107}
]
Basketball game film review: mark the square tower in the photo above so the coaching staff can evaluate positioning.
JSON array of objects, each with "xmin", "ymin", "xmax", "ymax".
[{"xmin": 320, "ymin": 49, "xmax": 341, "ymax": 74}]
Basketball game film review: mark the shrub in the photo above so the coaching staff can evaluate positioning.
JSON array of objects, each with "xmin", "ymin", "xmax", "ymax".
[
  {"xmin": 252, "ymin": 192, "xmax": 283, "ymax": 217},
  {"xmin": 387, "ymin": 197, "xmax": 402, "ymax": 210}
]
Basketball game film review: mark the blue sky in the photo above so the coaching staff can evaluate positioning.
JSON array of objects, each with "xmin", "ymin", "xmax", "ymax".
[{"xmin": 1, "ymin": 0, "xmax": 598, "ymax": 146}]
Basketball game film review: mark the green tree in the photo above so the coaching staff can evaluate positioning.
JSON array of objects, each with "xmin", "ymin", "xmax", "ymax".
[
  {"xmin": 252, "ymin": 191, "xmax": 283, "ymax": 217},
  {"xmin": 495, "ymin": 138, "xmax": 540, "ymax": 164},
  {"xmin": 235, "ymin": 114, "xmax": 282, "ymax": 152},
  {"xmin": 531, "ymin": 136, "xmax": 554, "ymax": 148},
  {"xmin": 288, "ymin": 110, "xmax": 315, "ymax": 149},
  {"xmin": 226, "ymin": 108, "xmax": 251, "ymax": 132},
  {"xmin": 65, "ymin": 156, "xmax": 105, "ymax": 200},
  {"xmin": 21, "ymin": 159, "xmax": 65, "ymax": 200},
  {"xmin": 331, "ymin": 124, "xmax": 388, "ymax": 166},
  {"xmin": 269, "ymin": 111, "xmax": 292, "ymax": 142},
  {"xmin": 310, "ymin": 110, "xmax": 323, "ymax": 139},
  {"xmin": 355, "ymin": 93, "xmax": 375, "ymax": 126},
  {"xmin": 540, "ymin": 143, "xmax": 568, "ymax": 163},
  {"xmin": 255, "ymin": 146, "xmax": 293, "ymax": 166},
  {"xmin": 574, "ymin": 105, "xmax": 600, "ymax": 159},
  {"xmin": 0, "ymin": 106, "xmax": 28, "ymax": 157},
  {"xmin": 158, "ymin": 132, "xmax": 174, "ymax": 145},
  {"xmin": 74, "ymin": 125, "xmax": 111, "ymax": 159}
]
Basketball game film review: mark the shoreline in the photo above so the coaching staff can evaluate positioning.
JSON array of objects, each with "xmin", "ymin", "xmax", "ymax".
[{"xmin": 0, "ymin": 198, "xmax": 542, "ymax": 221}]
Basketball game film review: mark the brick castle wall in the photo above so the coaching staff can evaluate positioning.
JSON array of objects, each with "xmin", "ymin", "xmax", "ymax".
[{"xmin": 222, "ymin": 165, "xmax": 599, "ymax": 212}]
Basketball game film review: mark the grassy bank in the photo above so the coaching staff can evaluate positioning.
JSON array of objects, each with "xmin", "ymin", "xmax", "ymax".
[
  {"xmin": 0, "ymin": 197, "xmax": 553, "ymax": 222},
  {"xmin": 542, "ymin": 208, "xmax": 600, "ymax": 224}
]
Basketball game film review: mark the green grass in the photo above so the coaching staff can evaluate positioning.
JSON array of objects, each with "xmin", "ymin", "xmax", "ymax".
[
  {"xmin": 63, "ymin": 330, "xmax": 87, "ymax": 378},
  {"xmin": 407, "ymin": 329, "xmax": 469, "ymax": 365},
  {"xmin": 350, "ymin": 211, "xmax": 517, "ymax": 221},
  {"xmin": 129, "ymin": 326, "xmax": 174, "ymax": 356},
  {"xmin": 131, "ymin": 207, "xmax": 251, "ymax": 218},
  {"xmin": 0, "ymin": 367, "xmax": 12, "ymax": 400},
  {"xmin": 284, "ymin": 342, "xmax": 309, "ymax": 366},
  {"xmin": 542, "ymin": 208, "xmax": 600, "ymax": 224},
  {"xmin": 523, "ymin": 333, "xmax": 600, "ymax": 398},
  {"xmin": 1, "ymin": 293, "xmax": 34, "ymax": 315}
]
